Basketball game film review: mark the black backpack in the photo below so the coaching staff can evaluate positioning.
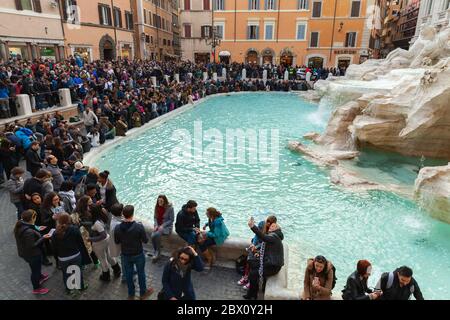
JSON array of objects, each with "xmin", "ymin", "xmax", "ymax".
[
  {"xmin": 235, "ymin": 254, "xmax": 247, "ymax": 275},
  {"xmin": 327, "ymin": 264, "xmax": 337, "ymax": 290}
]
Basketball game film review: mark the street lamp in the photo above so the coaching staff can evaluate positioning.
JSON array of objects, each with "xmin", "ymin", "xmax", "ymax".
[{"xmin": 205, "ymin": 26, "xmax": 221, "ymax": 64}]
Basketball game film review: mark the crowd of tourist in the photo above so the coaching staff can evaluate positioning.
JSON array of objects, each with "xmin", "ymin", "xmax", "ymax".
[{"xmin": 2, "ymin": 56, "xmax": 421, "ymax": 301}]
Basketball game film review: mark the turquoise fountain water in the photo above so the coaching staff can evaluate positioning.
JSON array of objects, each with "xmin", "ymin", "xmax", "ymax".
[{"xmin": 94, "ymin": 93, "xmax": 450, "ymax": 299}]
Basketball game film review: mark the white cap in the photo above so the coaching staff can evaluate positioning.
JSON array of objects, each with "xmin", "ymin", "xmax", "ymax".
[{"xmin": 74, "ymin": 161, "xmax": 83, "ymax": 170}]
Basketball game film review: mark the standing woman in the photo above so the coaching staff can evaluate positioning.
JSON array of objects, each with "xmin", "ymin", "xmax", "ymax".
[
  {"xmin": 14, "ymin": 210, "xmax": 51, "ymax": 295},
  {"xmin": 97, "ymin": 170, "xmax": 118, "ymax": 211},
  {"xmin": 41, "ymin": 192, "xmax": 65, "ymax": 266},
  {"xmin": 302, "ymin": 255, "xmax": 335, "ymax": 300},
  {"xmin": 150, "ymin": 195, "xmax": 174, "ymax": 262},
  {"xmin": 198, "ymin": 207, "xmax": 230, "ymax": 270},
  {"xmin": 89, "ymin": 204, "xmax": 121, "ymax": 281},
  {"xmin": 52, "ymin": 213, "xmax": 90, "ymax": 294},
  {"xmin": 72, "ymin": 195, "xmax": 99, "ymax": 267}
]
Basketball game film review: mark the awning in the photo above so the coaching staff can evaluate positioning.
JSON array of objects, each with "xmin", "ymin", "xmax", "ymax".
[{"xmin": 219, "ymin": 51, "xmax": 231, "ymax": 57}]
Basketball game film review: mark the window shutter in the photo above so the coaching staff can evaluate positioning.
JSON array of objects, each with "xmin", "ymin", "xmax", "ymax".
[
  {"xmin": 119, "ymin": 10, "xmax": 123, "ymax": 28},
  {"xmin": 15, "ymin": 0, "xmax": 23, "ymax": 10},
  {"xmin": 345, "ymin": 33, "xmax": 349, "ymax": 47},
  {"xmin": 248, "ymin": 0, "xmax": 252, "ymax": 10},
  {"xmin": 62, "ymin": 0, "xmax": 68, "ymax": 20},
  {"xmin": 257, "ymin": 0, "xmax": 260, "ymax": 10},
  {"xmin": 99, "ymin": 5, "xmax": 104, "ymax": 25},
  {"xmin": 256, "ymin": 26, "xmax": 259, "ymax": 39},
  {"xmin": 33, "ymin": 0, "xmax": 42, "ymax": 13},
  {"xmin": 107, "ymin": 7, "xmax": 112, "ymax": 26},
  {"xmin": 274, "ymin": 0, "xmax": 277, "ymax": 10},
  {"xmin": 264, "ymin": 0, "xmax": 268, "ymax": 9},
  {"xmin": 351, "ymin": 1, "xmax": 361, "ymax": 17}
]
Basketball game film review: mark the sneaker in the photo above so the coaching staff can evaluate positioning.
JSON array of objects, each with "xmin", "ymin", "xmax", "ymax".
[
  {"xmin": 39, "ymin": 273, "xmax": 50, "ymax": 285},
  {"xmin": 139, "ymin": 288, "xmax": 154, "ymax": 300},
  {"xmin": 32, "ymin": 288, "xmax": 49, "ymax": 295},
  {"xmin": 243, "ymin": 282, "xmax": 250, "ymax": 290},
  {"xmin": 237, "ymin": 276, "xmax": 248, "ymax": 286}
]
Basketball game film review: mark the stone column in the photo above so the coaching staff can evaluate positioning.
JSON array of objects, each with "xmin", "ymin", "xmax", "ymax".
[
  {"xmin": 222, "ymin": 68, "xmax": 227, "ymax": 79},
  {"xmin": 213, "ymin": 72, "xmax": 217, "ymax": 81},
  {"xmin": 174, "ymin": 74, "xmax": 180, "ymax": 83},
  {"xmin": 151, "ymin": 76, "xmax": 157, "ymax": 87},
  {"xmin": 0, "ymin": 42, "xmax": 7, "ymax": 61},
  {"xmin": 263, "ymin": 69, "xmax": 268, "ymax": 85},
  {"xmin": 16, "ymin": 94, "xmax": 33, "ymax": 116},
  {"xmin": 203, "ymin": 72, "xmax": 208, "ymax": 81},
  {"xmin": 164, "ymin": 75, "xmax": 170, "ymax": 83},
  {"xmin": 58, "ymin": 46, "xmax": 65, "ymax": 61},
  {"xmin": 284, "ymin": 70, "xmax": 289, "ymax": 81},
  {"xmin": 242, "ymin": 68, "xmax": 247, "ymax": 80},
  {"xmin": 31, "ymin": 44, "xmax": 38, "ymax": 60},
  {"xmin": 58, "ymin": 88, "xmax": 72, "ymax": 107}
]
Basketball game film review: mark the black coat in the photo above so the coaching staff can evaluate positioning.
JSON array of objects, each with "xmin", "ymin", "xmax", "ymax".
[
  {"xmin": 14, "ymin": 221, "xmax": 44, "ymax": 259},
  {"xmin": 114, "ymin": 221, "xmax": 148, "ymax": 256},
  {"xmin": 23, "ymin": 177, "xmax": 43, "ymax": 198},
  {"xmin": 175, "ymin": 205, "xmax": 200, "ymax": 234},
  {"xmin": 52, "ymin": 225, "xmax": 91, "ymax": 266},
  {"xmin": 342, "ymin": 271, "xmax": 372, "ymax": 300},
  {"xmin": 162, "ymin": 256, "xmax": 204, "ymax": 300},
  {"xmin": 250, "ymin": 226, "xmax": 284, "ymax": 268},
  {"xmin": 25, "ymin": 148, "xmax": 42, "ymax": 176},
  {"xmin": 378, "ymin": 270, "xmax": 424, "ymax": 300}
]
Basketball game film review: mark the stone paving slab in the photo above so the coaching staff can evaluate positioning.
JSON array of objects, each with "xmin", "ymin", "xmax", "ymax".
[{"xmin": 0, "ymin": 188, "xmax": 244, "ymax": 300}]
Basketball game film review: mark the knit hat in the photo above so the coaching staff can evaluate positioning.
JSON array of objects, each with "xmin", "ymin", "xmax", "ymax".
[{"xmin": 74, "ymin": 161, "xmax": 83, "ymax": 170}]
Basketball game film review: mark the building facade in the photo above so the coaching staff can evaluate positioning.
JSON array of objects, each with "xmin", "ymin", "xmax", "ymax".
[
  {"xmin": 0, "ymin": 0, "xmax": 65, "ymax": 61},
  {"xmin": 172, "ymin": 0, "xmax": 181, "ymax": 58},
  {"xmin": 179, "ymin": 0, "xmax": 213, "ymax": 63},
  {"xmin": 211, "ymin": 0, "xmax": 374, "ymax": 68},
  {"xmin": 61, "ymin": 0, "xmax": 135, "ymax": 62},
  {"xmin": 413, "ymin": 0, "xmax": 450, "ymax": 41},
  {"xmin": 133, "ymin": 0, "xmax": 178, "ymax": 61}
]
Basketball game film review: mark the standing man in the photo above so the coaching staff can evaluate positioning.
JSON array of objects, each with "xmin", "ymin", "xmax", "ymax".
[
  {"xmin": 25, "ymin": 141, "xmax": 43, "ymax": 177},
  {"xmin": 376, "ymin": 266, "xmax": 424, "ymax": 300},
  {"xmin": 114, "ymin": 205, "xmax": 154, "ymax": 300},
  {"xmin": 175, "ymin": 200, "xmax": 200, "ymax": 245}
]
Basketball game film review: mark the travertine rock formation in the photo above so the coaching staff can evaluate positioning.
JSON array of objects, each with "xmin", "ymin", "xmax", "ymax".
[{"xmin": 415, "ymin": 164, "xmax": 450, "ymax": 224}]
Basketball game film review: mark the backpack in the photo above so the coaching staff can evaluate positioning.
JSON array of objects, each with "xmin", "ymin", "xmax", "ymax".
[
  {"xmin": 235, "ymin": 254, "xmax": 247, "ymax": 275},
  {"xmin": 327, "ymin": 263, "xmax": 337, "ymax": 290},
  {"xmin": 74, "ymin": 175, "xmax": 87, "ymax": 199}
]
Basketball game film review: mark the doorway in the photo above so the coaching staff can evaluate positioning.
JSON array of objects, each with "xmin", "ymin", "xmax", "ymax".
[{"xmin": 308, "ymin": 57, "xmax": 324, "ymax": 69}]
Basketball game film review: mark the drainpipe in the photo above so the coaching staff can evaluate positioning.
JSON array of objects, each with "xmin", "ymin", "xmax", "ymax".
[
  {"xmin": 329, "ymin": 0, "xmax": 338, "ymax": 66},
  {"xmin": 57, "ymin": 0, "xmax": 67, "ymax": 60},
  {"xmin": 234, "ymin": 0, "xmax": 237, "ymax": 42},
  {"xmin": 276, "ymin": 0, "xmax": 281, "ymax": 43},
  {"xmin": 136, "ymin": 0, "xmax": 145, "ymax": 59},
  {"xmin": 111, "ymin": 0, "xmax": 118, "ymax": 58}
]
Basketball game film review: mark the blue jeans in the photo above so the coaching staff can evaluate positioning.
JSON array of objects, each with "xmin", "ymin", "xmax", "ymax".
[
  {"xmin": 59, "ymin": 254, "xmax": 84, "ymax": 290},
  {"xmin": 122, "ymin": 253, "xmax": 147, "ymax": 297},
  {"xmin": 199, "ymin": 238, "xmax": 216, "ymax": 252},
  {"xmin": 177, "ymin": 231, "xmax": 197, "ymax": 245},
  {"xmin": 24, "ymin": 255, "xmax": 42, "ymax": 290},
  {"xmin": 14, "ymin": 202, "xmax": 24, "ymax": 220}
]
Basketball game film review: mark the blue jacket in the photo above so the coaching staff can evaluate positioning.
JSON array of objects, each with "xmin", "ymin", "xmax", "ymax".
[
  {"xmin": 69, "ymin": 169, "xmax": 88, "ymax": 186},
  {"xmin": 205, "ymin": 216, "xmax": 230, "ymax": 246},
  {"xmin": 162, "ymin": 256, "xmax": 204, "ymax": 300},
  {"xmin": 0, "ymin": 87, "xmax": 9, "ymax": 99},
  {"xmin": 251, "ymin": 220, "xmax": 266, "ymax": 246},
  {"xmin": 15, "ymin": 129, "xmax": 32, "ymax": 149}
]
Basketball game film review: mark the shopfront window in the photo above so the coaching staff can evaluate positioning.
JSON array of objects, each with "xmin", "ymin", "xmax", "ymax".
[
  {"xmin": 9, "ymin": 47, "xmax": 28, "ymax": 60},
  {"xmin": 39, "ymin": 47, "xmax": 56, "ymax": 61},
  {"xmin": 74, "ymin": 47, "xmax": 91, "ymax": 62}
]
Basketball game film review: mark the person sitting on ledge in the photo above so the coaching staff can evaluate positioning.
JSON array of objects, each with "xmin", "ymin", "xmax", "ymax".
[
  {"xmin": 342, "ymin": 260, "xmax": 382, "ymax": 300},
  {"xmin": 302, "ymin": 255, "xmax": 335, "ymax": 300},
  {"xmin": 198, "ymin": 207, "xmax": 230, "ymax": 271},
  {"xmin": 175, "ymin": 200, "xmax": 200, "ymax": 246},
  {"xmin": 244, "ymin": 216, "xmax": 284, "ymax": 300},
  {"xmin": 375, "ymin": 265, "xmax": 424, "ymax": 300},
  {"xmin": 149, "ymin": 195, "xmax": 174, "ymax": 263}
]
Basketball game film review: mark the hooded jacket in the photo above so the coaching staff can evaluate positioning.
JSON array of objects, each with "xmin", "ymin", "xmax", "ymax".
[
  {"xmin": 205, "ymin": 216, "xmax": 230, "ymax": 246},
  {"xmin": 175, "ymin": 205, "xmax": 200, "ymax": 235},
  {"xmin": 14, "ymin": 221, "xmax": 44, "ymax": 259},
  {"xmin": 25, "ymin": 148, "xmax": 42, "ymax": 175},
  {"xmin": 114, "ymin": 221, "xmax": 148, "ymax": 256},
  {"xmin": 5, "ymin": 175, "xmax": 24, "ymax": 203},
  {"xmin": 46, "ymin": 164, "xmax": 64, "ymax": 191},
  {"xmin": 250, "ymin": 225, "xmax": 284, "ymax": 268}
]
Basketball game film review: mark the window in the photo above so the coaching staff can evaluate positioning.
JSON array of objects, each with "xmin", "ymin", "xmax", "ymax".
[
  {"xmin": 312, "ymin": 1, "xmax": 322, "ymax": 17},
  {"xmin": 163, "ymin": 39, "xmax": 167, "ymax": 46},
  {"xmin": 114, "ymin": 8, "xmax": 122, "ymax": 28},
  {"xmin": 63, "ymin": 0, "xmax": 79, "ymax": 23},
  {"xmin": 214, "ymin": 24, "xmax": 224, "ymax": 39},
  {"xmin": 184, "ymin": 0, "xmax": 190, "ymax": 10},
  {"xmin": 125, "ymin": 11, "xmax": 133, "ymax": 30},
  {"xmin": 99, "ymin": 5, "xmax": 112, "ymax": 26},
  {"xmin": 162, "ymin": 18, "xmax": 165, "ymax": 30},
  {"xmin": 350, "ymin": 1, "xmax": 361, "ymax": 17},
  {"xmin": 247, "ymin": 25, "xmax": 259, "ymax": 39},
  {"xmin": 265, "ymin": 0, "xmax": 276, "ymax": 10},
  {"xmin": 16, "ymin": 0, "xmax": 42, "ymax": 12},
  {"xmin": 296, "ymin": 22, "xmax": 306, "ymax": 40},
  {"xmin": 168, "ymin": 40, "xmax": 171, "ymax": 46},
  {"xmin": 264, "ymin": 23, "xmax": 274, "ymax": 40},
  {"xmin": 201, "ymin": 25, "xmax": 212, "ymax": 38},
  {"xmin": 345, "ymin": 32, "xmax": 356, "ymax": 47},
  {"xmin": 213, "ymin": 0, "xmax": 224, "ymax": 10},
  {"xmin": 184, "ymin": 24, "xmax": 192, "ymax": 38},
  {"xmin": 143, "ymin": 9, "xmax": 147, "ymax": 24},
  {"xmin": 148, "ymin": 12, "xmax": 152, "ymax": 25},
  {"xmin": 310, "ymin": 31, "xmax": 319, "ymax": 47},
  {"xmin": 204, "ymin": 0, "xmax": 210, "ymax": 10},
  {"xmin": 145, "ymin": 35, "xmax": 150, "ymax": 43},
  {"xmin": 249, "ymin": 0, "xmax": 260, "ymax": 10},
  {"xmin": 426, "ymin": 0, "xmax": 433, "ymax": 15},
  {"xmin": 153, "ymin": 14, "xmax": 157, "ymax": 27},
  {"xmin": 298, "ymin": 0, "xmax": 308, "ymax": 10}
]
